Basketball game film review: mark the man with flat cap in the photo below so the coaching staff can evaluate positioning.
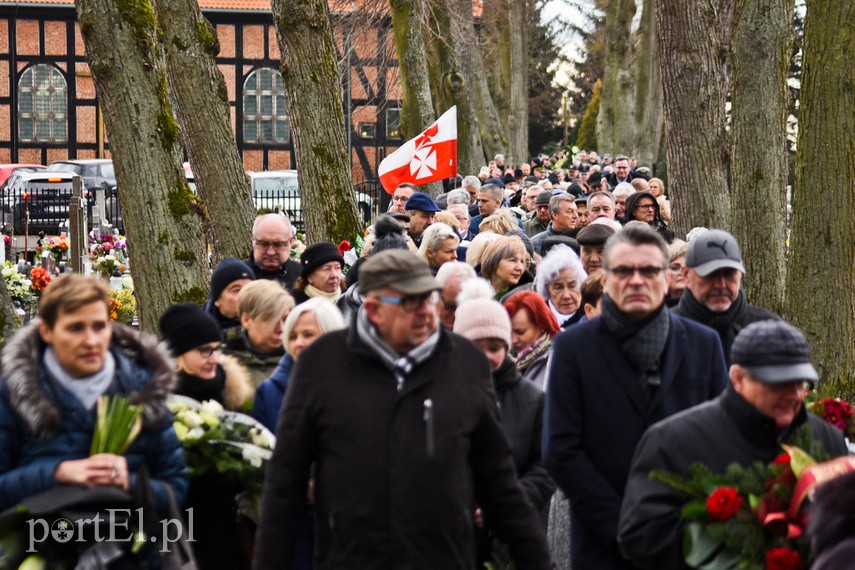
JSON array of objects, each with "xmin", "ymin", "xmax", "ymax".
[
  {"xmin": 524, "ymin": 189, "xmax": 552, "ymax": 237},
  {"xmin": 674, "ymin": 229, "xmax": 779, "ymax": 363},
  {"xmin": 618, "ymin": 320, "xmax": 848, "ymax": 570},
  {"xmin": 575, "ymin": 221, "xmax": 616, "ymax": 274},
  {"xmin": 404, "ymin": 191, "xmax": 440, "ymax": 248},
  {"xmin": 254, "ymin": 250, "xmax": 551, "ymax": 569}
]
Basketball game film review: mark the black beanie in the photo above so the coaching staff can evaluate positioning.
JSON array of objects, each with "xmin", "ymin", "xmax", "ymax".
[
  {"xmin": 159, "ymin": 303, "xmax": 222, "ymax": 357},
  {"xmin": 300, "ymin": 242, "xmax": 344, "ymax": 280},
  {"xmin": 209, "ymin": 257, "xmax": 254, "ymax": 302}
]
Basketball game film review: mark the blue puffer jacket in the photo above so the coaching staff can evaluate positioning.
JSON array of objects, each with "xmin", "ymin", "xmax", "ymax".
[
  {"xmin": 0, "ymin": 323, "xmax": 188, "ymax": 515},
  {"xmin": 252, "ymin": 353, "xmax": 294, "ymax": 432}
]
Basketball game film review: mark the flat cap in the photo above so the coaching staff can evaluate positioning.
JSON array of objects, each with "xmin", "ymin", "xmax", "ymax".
[
  {"xmin": 535, "ymin": 190, "xmax": 553, "ymax": 206},
  {"xmin": 576, "ymin": 223, "xmax": 616, "ymax": 246},
  {"xmin": 731, "ymin": 320, "xmax": 818, "ymax": 384},
  {"xmin": 359, "ymin": 250, "xmax": 440, "ymax": 296},
  {"xmin": 404, "ymin": 192, "xmax": 441, "ymax": 213}
]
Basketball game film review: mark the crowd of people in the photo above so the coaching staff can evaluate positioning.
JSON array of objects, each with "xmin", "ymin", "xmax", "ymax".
[{"xmin": 0, "ymin": 149, "xmax": 852, "ymax": 570}]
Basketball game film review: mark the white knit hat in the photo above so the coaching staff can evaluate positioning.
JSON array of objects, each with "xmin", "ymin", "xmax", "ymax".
[{"xmin": 453, "ymin": 298, "xmax": 512, "ymax": 348}]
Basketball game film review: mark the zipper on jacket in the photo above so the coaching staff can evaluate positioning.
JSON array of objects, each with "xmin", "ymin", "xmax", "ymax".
[{"xmin": 423, "ymin": 398, "xmax": 435, "ymax": 457}]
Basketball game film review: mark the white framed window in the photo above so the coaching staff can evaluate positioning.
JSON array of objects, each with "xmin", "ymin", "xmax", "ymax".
[
  {"xmin": 243, "ymin": 67, "xmax": 290, "ymax": 144},
  {"xmin": 18, "ymin": 64, "xmax": 68, "ymax": 143}
]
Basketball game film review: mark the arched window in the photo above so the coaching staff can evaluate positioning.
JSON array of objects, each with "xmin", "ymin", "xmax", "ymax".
[
  {"xmin": 243, "ymin": 68, "xmax": 290, "ymax": 144},
  {"xmin": 18, "ymin": 64, "xmax": 68, "ymax": 143}
]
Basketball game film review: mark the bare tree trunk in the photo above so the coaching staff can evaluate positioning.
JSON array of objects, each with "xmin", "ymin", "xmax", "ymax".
[
  {"xmin": 389, "ymin": 0, "xmax": 443, "ymax": 196},
  {"xmin": 785, "ymin": 0, "xmax": 855, "ymax": 395},
  {"xmin": 77, "ymin": 0, "xmax": 210, "ymax": 332},
  {"xmin": 729, "ymin": 0, "xmax": 792, "ymax": 315},
  {"xmin": 596, "ymin": 0, "xmax": 636, "ymax": 155},
  {"xmin": 631, "ymin": 0, "xmax": 663, "ymax": 166},
  {"xmin": 656, "ymin": 0, "xmax": 732, "ymax": 236},
  {"xmin": 154, "ymin": 0, "xmax": 256, "ymax": 264},
  {"xmin": 424, "ymin": 0, "xmax": 484, "ymax": 175},
  {"xmin": 507, "ymin": 0, "xmax": 528, "ymax": 166},
  {"xmin": 446, "ymin": 0, "xmax": 505, "ymax": 164},
  {"xmin": 271, "ymin": 0, "xmax": 361, "ymax": 243}
]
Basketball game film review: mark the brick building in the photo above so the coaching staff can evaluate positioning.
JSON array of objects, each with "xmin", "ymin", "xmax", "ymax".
[{"xmin": 0, "ymin": 0, "xmax": 402, "ymax": 181}]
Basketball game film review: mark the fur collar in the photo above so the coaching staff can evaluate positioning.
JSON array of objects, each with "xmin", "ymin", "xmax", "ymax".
[
  {"xmin": 1, "ymin": 322, "xmax": 176, "ymax": 438},
  {"xmin": 218, "ymin": 354, "xmax": 254, "ymax": 411}
]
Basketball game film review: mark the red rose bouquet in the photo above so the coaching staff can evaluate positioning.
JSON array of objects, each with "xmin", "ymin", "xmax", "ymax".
[{"xmin": 650, "ymin": 426, "xmax": 855, "ymax": 570}]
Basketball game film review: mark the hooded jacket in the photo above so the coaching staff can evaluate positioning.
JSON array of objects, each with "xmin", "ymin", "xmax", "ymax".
[
  {"xmin": 0, "ymin": 323, "xmax": 188, "ymax": 514},
  {"xmin": 624, "ymin": 191, "xmax": 675, "ymax": 243}
]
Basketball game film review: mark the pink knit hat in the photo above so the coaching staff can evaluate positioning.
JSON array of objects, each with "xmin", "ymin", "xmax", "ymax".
[{"xmin": 453, "ymin": 298, "xmax": 512, "ymax": 348}]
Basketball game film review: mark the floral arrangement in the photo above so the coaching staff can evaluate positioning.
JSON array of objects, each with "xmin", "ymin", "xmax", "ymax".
[
  {"xmin": 89, "ymin": 230, "xmax": 128, "ymax": 278},
  {"xmin": 338, "ymin": 234, "xmax": 365, "ymax": 271},
  {"xmin": 649, "ymin": 427, "xmax": 850, "ymax": 570},
  {"xmin": 36, "ymin": 233, "xmax": 70, "ymax": 261},
  {"xmin": 109, "ymin": 288, "xmax": 137, "ymax": 324},
  {"xmin": 2, "ymin": 261, "xmax": 33, "ymax": 306},
  {"xmin": 807, "ymin": 397, "xmax": 855, "ymax": 440},
  {"xmin": 168, "ymin": 397, "xmax": 274, "ymax": 499},
  {"xmin": 29, "ymin": 266, "xmax": 51, "ymax": 295},
  {"xmin": 91, "ymin": 253, "xmax": 126, "ymax": 279},
  {"xmin": 290, "ymin": 232, "xmax": 306, "ymax": 260}
]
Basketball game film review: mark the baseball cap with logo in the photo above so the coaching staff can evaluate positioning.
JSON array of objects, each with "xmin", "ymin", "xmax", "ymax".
[
  {"xmin": 730, "ymin": 320, "xmax": 819, "ymax": 384},
  {"xmin": 685, "ymin": 229, "xmax": 746, "ymax": 277}
]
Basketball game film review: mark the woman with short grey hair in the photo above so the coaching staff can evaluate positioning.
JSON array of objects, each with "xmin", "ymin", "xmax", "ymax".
[{"xmin": 534, "ymin": 244, "xmax": 588, "ymax": 327}]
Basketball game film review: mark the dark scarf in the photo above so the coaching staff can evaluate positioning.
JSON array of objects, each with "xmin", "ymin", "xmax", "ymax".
[
  {"xmin": 176, "ymin": 365, "xmax": 227, "ymax": 405},
  {"xmin": 676, "ymin": 288, "xmax": 747, "ymax": 363},
  {"xmin": 600, "ymin": 294, "xmax": 670, "ymax": 394}
]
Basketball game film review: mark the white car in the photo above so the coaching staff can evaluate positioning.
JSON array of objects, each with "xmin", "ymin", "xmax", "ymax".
[
  {"xmin": 3, "ymin": 171, "xmax": 81, "ymax": 234},
  {"xmin": 248, "ymin": 170, "xmax": 376, "ymax": 231}
]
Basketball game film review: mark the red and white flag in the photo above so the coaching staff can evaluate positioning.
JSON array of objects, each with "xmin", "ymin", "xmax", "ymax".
[{"xmin": 379, "ymin": 106, "xmax": 458, "ymax": 194}]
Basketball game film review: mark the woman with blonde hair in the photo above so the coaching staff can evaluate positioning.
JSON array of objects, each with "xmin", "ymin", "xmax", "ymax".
[
  {"xmin": 478, "ymin": 235, "xmax": 528, "ymax": 299},
  {"xmin": 479, "ymin": 209, "xmax": 519, "ymax": 235},
  {"xmin": 224, "ymin": 279, "xmax": 295, "ymax": 387}
]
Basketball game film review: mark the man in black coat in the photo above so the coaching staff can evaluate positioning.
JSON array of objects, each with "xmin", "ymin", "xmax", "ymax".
[
  {"xmin": 247, "ymin": 213, "xmax": 302, "ymax": 290},
  {"xmin": 254, "ymin": 250, "xmax": 551, "ymax": 570},
  {"xmin": 673, "ymin": 229, "xmax": 780, "ymax": 363},
  {"xmin": 543, "ymin": 224, "xmax": 728, "ymax": 570},
  {"xmin": 618, "ymin": 320, "xmax": 848, "ymax": 570}
]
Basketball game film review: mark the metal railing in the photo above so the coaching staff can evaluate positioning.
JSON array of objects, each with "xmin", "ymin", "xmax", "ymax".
[{"xmin": 3, "ymin": 180, "xmax": 388, "ymax": 236}]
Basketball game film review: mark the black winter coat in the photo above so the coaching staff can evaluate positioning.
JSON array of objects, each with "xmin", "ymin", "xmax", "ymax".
[
  {"xmin": 253, "ymin": 320, "xmax": 551, "ymax": 570},
  {"xmin": 493, "ymin": 358, "xmax": 556, "ymax": 515},
  {"xmin": 618, "ymin": 385, "xmax": 848, "ymax": 570}
]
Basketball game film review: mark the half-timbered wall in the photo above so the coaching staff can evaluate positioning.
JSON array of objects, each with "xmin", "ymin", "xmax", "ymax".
[{"xmin": 0, "ymin": 4, "xmax": 402, "ymax": 181}]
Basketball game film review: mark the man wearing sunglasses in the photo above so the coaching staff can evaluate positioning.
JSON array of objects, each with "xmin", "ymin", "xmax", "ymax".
[
  {"xmin": 255, "ymin": 250, "xmax": 550, "ymax": 569},
  {"xmin": 543, "ymin": 223, "xmax": 728, "ymax": 570}
]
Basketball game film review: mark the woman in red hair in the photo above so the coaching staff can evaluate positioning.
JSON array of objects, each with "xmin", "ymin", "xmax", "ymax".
[{"xmin": 503, "ymin": 290, "xmax": 560, "ymax": 390}]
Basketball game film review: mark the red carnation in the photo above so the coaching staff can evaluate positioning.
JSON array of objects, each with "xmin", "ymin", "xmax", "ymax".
[
  {"xmin": 706, "ymin": 487, "xmax": 744, "ymax": 521},
  {"xmin": 773, "ymin": 452, "xmax": 790, "ymax": 465},
  {"xmin": 765, "ymin": 546, "xmax": 803, "ymax": 570},
  {"xmin": 338, "ymin": 240, "xmax": 351, "ymax": 255}
]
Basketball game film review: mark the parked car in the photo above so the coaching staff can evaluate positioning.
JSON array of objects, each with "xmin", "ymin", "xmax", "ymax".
[
  {"xmin": 247, "ymin": 170, "xmax": 376, "ymax": 231},
  {"xmin": 46, "ymin": 159, "xmax": 116, "ymax": 196},
  {"xmin": 0, "ymin": 163, "xmax": 46, "ymax": 189},
  {"xmin": 3, "ymin": 171, "xmax": 82, "ymax": 234}
]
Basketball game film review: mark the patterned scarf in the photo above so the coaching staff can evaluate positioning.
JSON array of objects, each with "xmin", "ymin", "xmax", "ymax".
[
  {"xmin": 515, "ymin": 332, "xmax": 552, "ymax": 373},
  {"xmin": 599, "ymin": 294, "xmax": 670, "ymax": 395},
  {"xmin": 356, "ymin": 307, "xmax": 439, "ymax": 391}
]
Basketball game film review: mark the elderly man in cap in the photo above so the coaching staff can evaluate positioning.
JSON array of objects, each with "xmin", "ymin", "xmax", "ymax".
[
  {"xmin": 524, "ymin": 189, "xmax": 553, "ymax": 237},
  {"xmin": 575, "ymin": 221, "xmax": 616, "ymax": 274},
  {"xmin": 674, "ymin": 229, "xmax": 779, "ymax": 363},
  {"xmin": 618, "ymin": 320, "xmax": 848, "ymax": 570},
  {"xmin": 254, "ymin": 250, "xmax": 551, "ymax": 569},
  {"xmin": 404, "ymin": 191, "xmax": 441, "ymax": 247}
]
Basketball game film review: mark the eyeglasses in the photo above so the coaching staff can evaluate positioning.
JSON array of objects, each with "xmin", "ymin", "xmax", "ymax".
[
  {"xmin": 376, "ymin": 291, "xmax": 439, "ymax": 312},
  {"xmin": 253, "ymin": 239, "xmax": 290, "ymax": 251},
  {"xmin": 196, "ymin": 344, "xmax": 224, "ymax": 358},
  {"xmin": 607, "ymin": 265, "xmax": 665, "ymax": 279},
  {"xmin": 635, "ymin": 203, "xmax": 656, "ymax": 211},
  {"xmin": 392, "ymin": 195, "xmax": 409, "ymax": 202}
]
